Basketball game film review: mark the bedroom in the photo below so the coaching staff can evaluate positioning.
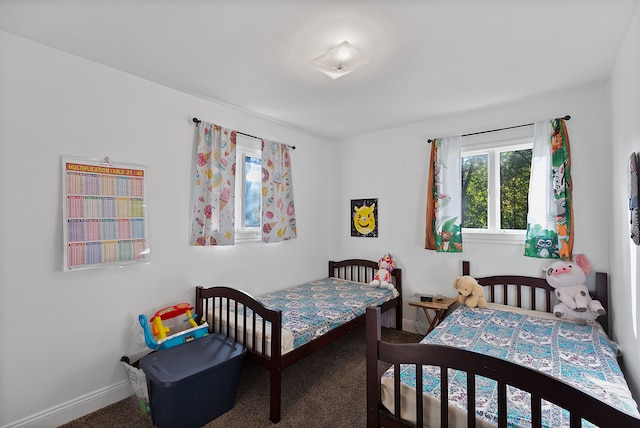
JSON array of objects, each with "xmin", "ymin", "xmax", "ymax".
[{"xmin": 0, "ymin": 1, "xmax": 639, "ymax": 427}]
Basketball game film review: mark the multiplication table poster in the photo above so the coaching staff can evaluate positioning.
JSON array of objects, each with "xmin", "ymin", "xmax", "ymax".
[{"xmin": 62, "ymin": 156, "xmax": 149, "ymax": 271}]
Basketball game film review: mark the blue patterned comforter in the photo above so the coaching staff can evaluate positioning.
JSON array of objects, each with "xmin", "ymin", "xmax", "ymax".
[
  {"xmin": 383, "ymin": 305, "xmax": 639, "ymax": 427},
  {"xmin": 256, "ymin": 277, "xmax": 395, "ymax": 349}
]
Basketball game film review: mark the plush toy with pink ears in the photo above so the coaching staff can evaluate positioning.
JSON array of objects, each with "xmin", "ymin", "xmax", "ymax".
[
  {"xmin": 544, "ymin": 254, "xmax": 606, "ymax": 323},
  {"xmin": 369, "ymin": 254, "xmax": 395, "ymax": 290}
]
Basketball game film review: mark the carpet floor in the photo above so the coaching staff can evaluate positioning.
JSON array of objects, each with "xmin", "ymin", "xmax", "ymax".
[{"xmin": 60, "ymin": 326, "xmax": 423, "ymax": 427}]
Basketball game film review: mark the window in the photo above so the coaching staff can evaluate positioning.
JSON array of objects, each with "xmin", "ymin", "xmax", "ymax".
[
  {"xmin": 243, "ymin": 156, "xmax": 261, "ymax": 228},
  {"xmin": 235, "ymin": 135, "xmax": 262, "ymax": 243},
  {"xmin": 461, "ymin": 129, "xmax": 533, "ymax": 243}
]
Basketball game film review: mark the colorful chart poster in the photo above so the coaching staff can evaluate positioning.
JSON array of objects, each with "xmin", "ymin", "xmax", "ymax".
[{"xmin": 62, "ymin": 156, "xmax": 149, "ymax": 271}]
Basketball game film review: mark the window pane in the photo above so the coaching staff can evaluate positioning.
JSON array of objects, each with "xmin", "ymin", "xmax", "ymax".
[
  {"xmin": 461, "ymin": 154, "xmax": 488, "ymax": 229},
  {"xmin": 499, "ymin": 149, "xmax": 531, "ymax": 230},
  {"xmin": 244, "ymin": 156, "xmax": 261, "ymax": 228}
]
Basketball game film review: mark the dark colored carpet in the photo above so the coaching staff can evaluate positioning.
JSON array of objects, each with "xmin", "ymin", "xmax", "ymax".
[{"xmin": 60, "ymin": 326, "xmax": 423, "ymax": 427}]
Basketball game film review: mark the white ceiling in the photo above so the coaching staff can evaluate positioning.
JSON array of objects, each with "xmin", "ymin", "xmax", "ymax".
[{"xmin": 1, "ymin": 0, "xmax": 638, "ymax": 140}]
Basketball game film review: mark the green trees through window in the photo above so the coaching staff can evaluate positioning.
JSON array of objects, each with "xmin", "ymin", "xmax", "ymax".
[
  {"xmin": 462, "ymin": 147, "xmax": 532, "ymax": 231},
  {"xmin": 500, "ymin": 149, "xmax": 532, "ymax": 229},
  {"xmin": 461, "ymin": 154, "xmax": 488, "ymax": 228}
]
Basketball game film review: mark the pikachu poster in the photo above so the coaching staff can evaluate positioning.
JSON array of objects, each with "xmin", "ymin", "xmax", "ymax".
[{"xmin": 351, "ymin": 198, "xmax": 378, "ymax": 237}]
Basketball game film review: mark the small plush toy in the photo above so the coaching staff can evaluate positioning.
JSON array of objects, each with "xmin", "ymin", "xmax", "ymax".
[
  {"xmin": 370, "ymin": 254, "xmax": 395, "ymax": 290},
  {"xmin": 544, "ymin": 253, "xmax": 606, "ymax": 323},
  {"xmin": 453, "ymin": 275, "xmax": 487, "ymax": 308}
]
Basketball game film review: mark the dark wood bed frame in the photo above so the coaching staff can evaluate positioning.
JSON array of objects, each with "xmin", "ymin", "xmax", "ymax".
[
  {"xmin": 195, "ymin": 258, "xmax": 402, "ymax": 423},
  {"xmin": 366, "ymin": 261, "xmax": 640, "ymax": 427},
  {"xmin": 461, "ymin": 261, "xmax": 610, "ymax": 335}
]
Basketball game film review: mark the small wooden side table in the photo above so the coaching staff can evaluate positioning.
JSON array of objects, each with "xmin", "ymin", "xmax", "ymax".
[{"xmin": 408, "ymin": 297, "xmax": 457, "ymax": 333}]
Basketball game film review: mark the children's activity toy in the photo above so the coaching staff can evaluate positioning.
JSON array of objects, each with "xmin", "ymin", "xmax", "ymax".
[{"xmin": 139, "ymin": 303, "xmax": 208, "ymax": 350}]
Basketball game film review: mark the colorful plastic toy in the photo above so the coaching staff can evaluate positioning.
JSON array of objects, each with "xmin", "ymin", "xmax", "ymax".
[{"xmin": 139, "ymin": 303, "xmax": 208, "ymax": 350}]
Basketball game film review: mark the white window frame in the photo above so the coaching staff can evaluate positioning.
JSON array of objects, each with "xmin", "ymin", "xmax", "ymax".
[
  {"xmin": 461, "ymin": 127, "xmax": 533, "ymax": 245},
  {"xmin": 234, "ymin": 135, "xmax": 262, "ymax": 243}
]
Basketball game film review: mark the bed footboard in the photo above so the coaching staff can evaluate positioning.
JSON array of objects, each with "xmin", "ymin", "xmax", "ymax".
[
  {"xmin": 195, "ymin": 285, "xmax": 284, "ymax": 422},
  {"xmin": 365, "ymin": 306, "xmax": 640, "ymax": 428},
  {"xmin": 195, "ymin": 285, "xmax": 282, "ymax": 357}
]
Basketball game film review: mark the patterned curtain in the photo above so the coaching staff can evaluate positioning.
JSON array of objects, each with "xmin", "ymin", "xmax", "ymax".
[
  {"xmin": 261, "ymin": 139, "xmax": 297, "ymax": 243},
  {"xmin": 190, "ymin": 122, "xmax": 237, "ymax": 246},
  {"xmin": 425, "ymin": 136, "xmax": 463, "ymax": 252},
  {"xmin": 524, "ymin": 118, "xmax": 573, "ymax": 259}
]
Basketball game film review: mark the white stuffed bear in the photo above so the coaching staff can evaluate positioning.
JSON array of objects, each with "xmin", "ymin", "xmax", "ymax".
[
  {"xmin": 544, "ymin": 254, "xmax": 605, "ymax": 323},
  {"xmin": 453, "ymin": 275, "xmax": 487, "ymax": 309},
  {"xmin": 370, "ymin": 254, "xmax": 395, "ymax": 290}
]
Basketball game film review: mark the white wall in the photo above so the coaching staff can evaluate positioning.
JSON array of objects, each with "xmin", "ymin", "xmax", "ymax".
[
  {"xmin": 334, "ymin": 84, "xmax": 613, "ymax": 330},
  {"xmin": 0, "ymin": 31, "xmax": 334, "ymax": 427},
  {"xmin": 609, "ymin": 2, "xmax": 640, "ymax": 401}
]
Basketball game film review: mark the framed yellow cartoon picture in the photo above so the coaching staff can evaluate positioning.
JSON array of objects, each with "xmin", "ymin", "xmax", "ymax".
[{"xmin": 351, "ymin": 198, "xmax": 378, "ymax": 237}]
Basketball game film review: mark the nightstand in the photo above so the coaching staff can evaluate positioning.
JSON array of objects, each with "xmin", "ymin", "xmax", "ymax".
[{"xmin": 408, "ymin": 297, "xmax": 457, "ymax": 333}]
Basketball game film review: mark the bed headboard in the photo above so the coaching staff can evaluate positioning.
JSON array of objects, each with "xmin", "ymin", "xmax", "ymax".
[
  {"xmin": 329, "ymin": 259, "xmax": 402, "ymax": 290},
  {"xmin": 462, "ymin": 261, "xmax": 610, "ymax": 335}
]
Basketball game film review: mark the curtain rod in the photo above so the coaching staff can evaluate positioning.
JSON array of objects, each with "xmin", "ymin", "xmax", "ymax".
[
  {"xmin": 192, "ymin": 117, "xmax": 296, "ymax": 150},
  {"xmin": 427, "ymin": 115, "xmax": 571, "ymax": 143}
]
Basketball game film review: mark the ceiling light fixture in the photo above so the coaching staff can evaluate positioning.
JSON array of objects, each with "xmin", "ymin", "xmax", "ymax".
[{"xmin": 309, "ymin": 40, "xmax": 370, "ymax": 80}]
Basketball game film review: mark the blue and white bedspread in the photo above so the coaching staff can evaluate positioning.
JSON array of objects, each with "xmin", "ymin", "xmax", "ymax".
[
  {"xmin": 383, "ymin": 305, "xmax": 639, "ymax": 427},
  {"xmin": 257, "ymin": 277, "xmax": 395, "ymax": 349}
]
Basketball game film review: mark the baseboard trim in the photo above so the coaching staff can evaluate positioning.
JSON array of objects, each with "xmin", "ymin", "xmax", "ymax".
[
  {"xmin": 402, "ymin": 318, "xmax": 430, "ymax": 336},
  {"xmin": 1, "ymin": 380, "xmax": 130, "ymax": 428}
]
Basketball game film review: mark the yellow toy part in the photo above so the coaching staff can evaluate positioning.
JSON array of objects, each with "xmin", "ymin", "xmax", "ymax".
[
  {"xmin": 185, "ymin": 309, "xmax": 198, "ymax": 328},
  {"xmin": 151, "ymin": 316, "xmax": 170, "ymax": 340}
]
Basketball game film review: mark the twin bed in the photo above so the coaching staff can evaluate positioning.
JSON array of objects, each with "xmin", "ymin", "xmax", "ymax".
[
  {"xmin": 366, "ymin": 261, "xmax": 640, "ymax": 427},
  {"xmin": 194, "ymin": 258, "xmax": 402, "ymax": 423},
  {"xmin": 193, "ymin": 258, "xmax": 639, "ymax": 426}
]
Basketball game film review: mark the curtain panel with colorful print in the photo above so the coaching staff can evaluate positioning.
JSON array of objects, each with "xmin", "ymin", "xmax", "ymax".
[
  {"xmin": 190, "ymin": 122, "xmax": 237, "ymax": 246},
  {"xmin": 425, "ymin": 136, "xmax": 463, "ymax": 252},
  {"xmin": 261, "ymin": 140, "xmax": 297, "ymax": 243},
  {"xmin": 524, "ymin": 118, "xmax": 573, "ymax": 259}
]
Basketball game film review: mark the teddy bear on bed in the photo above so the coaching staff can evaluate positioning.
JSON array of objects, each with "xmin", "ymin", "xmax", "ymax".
[
  {"xmin": 544, "ymin": 253, "xmax": 606, "ymax": 323},
  {"xmin": 369, "ymin": 254, "xmax": 396, "ymax": 290},
  {"xmin": 453, "ymin": 275, "xmax": 487, "ymax": 308}
]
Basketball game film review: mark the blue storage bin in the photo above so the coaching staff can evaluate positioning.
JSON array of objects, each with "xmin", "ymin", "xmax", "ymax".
[{"xmin": 140, "ymin": 333, "xmax": 246, "ymax": 428}]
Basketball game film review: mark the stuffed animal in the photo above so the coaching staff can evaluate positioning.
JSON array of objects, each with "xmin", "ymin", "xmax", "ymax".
[
  {"xmin": 453, "ymin": 275, "xmax": 487, "ymax": 308},
  {"xmin": 369, "ymin": 254, "xmax": 395, "ymax": 290},
  {"xmin": 544, "ymin": 254, "xmax": 606, "ymax": 323}
]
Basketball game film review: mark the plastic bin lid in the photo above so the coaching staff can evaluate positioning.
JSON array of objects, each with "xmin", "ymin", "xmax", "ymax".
[{"xmin": 139, "ymin": 334, "xmax": 246, "ymax": 386}]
